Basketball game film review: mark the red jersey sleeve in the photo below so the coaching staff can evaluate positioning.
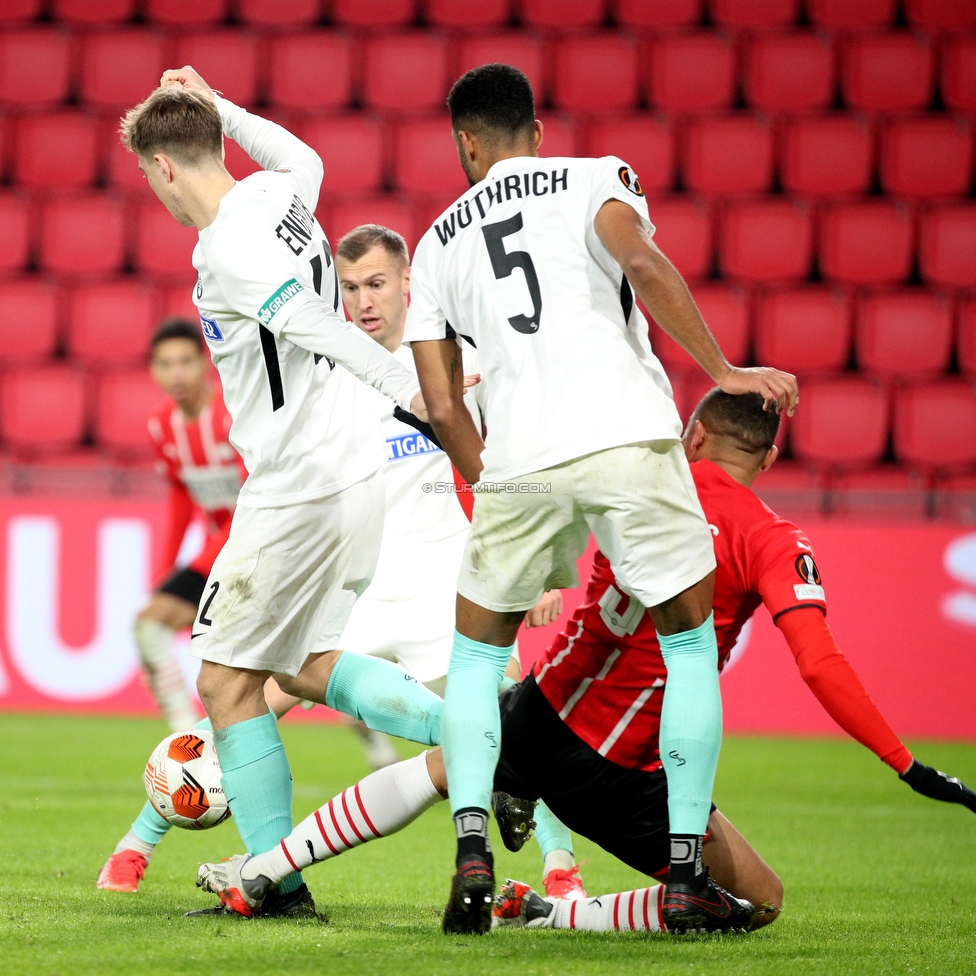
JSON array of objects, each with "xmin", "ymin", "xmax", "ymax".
[
  {"xmin": 751, "ymin": 521, "xmax": 827, "ymax": 622},
  {"xmin": 156, "ymin": 483, "xmax": 194, "ymax": 584}
]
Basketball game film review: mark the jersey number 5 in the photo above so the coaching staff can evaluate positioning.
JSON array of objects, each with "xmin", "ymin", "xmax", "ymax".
[{"xmin": 482, "ymin": 213, "xmax": 542, "ymax": 334}]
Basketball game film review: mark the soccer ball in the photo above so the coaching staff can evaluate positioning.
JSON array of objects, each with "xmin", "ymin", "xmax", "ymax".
[{"xmin": 144, "ymin": 729, "xmax": 231, "ymax": 830}]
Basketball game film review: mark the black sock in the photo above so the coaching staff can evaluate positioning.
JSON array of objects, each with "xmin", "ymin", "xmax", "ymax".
[
  {"xmin": 454, "ymin": 807, "xmax": 493, "ymax": 867},
  {"xmin": 669, "ymin": 834, "xmax": 706, "ymax": 889}
]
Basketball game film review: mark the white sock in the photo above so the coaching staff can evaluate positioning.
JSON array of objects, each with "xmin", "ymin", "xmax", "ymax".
[
  {"xmin": 550, "ymin": 885, "xmax": 665, "ymax": 932},
  {"xmin": 544, "ymin": 849, "xmax": 576, "ymax": 875},
  {"xmin": 245, "ymin": 752, "xmax": 442, "ymax": 884},
  {"xmin": 114, "ymin": 829, "xmax": 155, "ymax": 860},
  {"xmin": 133, "ymin": 618, "xmax": 199, "ymax": 732}
]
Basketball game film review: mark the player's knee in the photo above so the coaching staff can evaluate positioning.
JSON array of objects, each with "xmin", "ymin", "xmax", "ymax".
[{"xmin": 749, "ymin": 873, "xmax": 784, "ymax": 930}]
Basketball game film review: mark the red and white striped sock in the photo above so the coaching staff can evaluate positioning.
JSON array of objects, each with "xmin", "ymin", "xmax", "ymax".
[
  {"xmin": 550, "ymin": 885, "xmax": 666, "ymax": 932},
  {"xmin": 244, "ymin": 752, "xmax": 441, "ymax": 885}
]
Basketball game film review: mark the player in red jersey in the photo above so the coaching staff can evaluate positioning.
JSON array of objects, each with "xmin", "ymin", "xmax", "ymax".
[{"xmin": 135, "ymin": 318, "xmax": 245, "ymax": 732}]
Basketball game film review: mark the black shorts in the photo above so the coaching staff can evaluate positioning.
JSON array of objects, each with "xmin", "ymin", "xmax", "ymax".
[
  {"xmin": 157, "ymin": 568, "xmax": 208, "ymax": 608},
  {"xmin": 495, "ymin": 675, "xmax": 672, "ymax": 878}
]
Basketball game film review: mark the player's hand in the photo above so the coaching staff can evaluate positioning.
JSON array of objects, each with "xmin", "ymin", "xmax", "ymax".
[
  {"xmin": 462, "ymin": 373, "xmax": 482, "ymax": 395},
  {"xmin": 900, "ymin": 760, "xmax": 976, "ymax": 814},
  {"xmin": 717, "ymin": 366, "xmax": 799, "ymax": 417},
  {"xmin": 409, "ymin": 391, "xmax": 429, "ymax": 423},
  {"xmin": 524, "ymin": 590, "xmax": 563, "ymax": 628},
  {"xmin": 160, "ymin": 66, "xmax": 216, "ymax": 100}
]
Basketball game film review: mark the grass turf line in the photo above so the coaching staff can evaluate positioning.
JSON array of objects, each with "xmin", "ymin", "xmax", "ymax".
[{"xmin": 1, "ymin": 714, "xmax": 974, "ymax": 975}]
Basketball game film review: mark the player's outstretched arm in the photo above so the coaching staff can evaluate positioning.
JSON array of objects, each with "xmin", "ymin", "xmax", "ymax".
[{"xmin": 594, "ymin": 200, "xmax": 799, "ymax": 416}]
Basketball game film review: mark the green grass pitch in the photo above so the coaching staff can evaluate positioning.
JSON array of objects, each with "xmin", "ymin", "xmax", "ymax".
[{"xmin": 2, "ymin": 714, "xmax": 975, "ymax": 976}]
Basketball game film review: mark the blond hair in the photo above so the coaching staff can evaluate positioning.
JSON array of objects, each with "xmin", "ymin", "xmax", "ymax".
[{"xmin": 120, "ymin": 86, "xmax": 223, "ymax": 164}]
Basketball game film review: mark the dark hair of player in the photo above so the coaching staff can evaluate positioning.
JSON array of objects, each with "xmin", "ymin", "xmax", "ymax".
[
  {"xmin": 120, "ymin": 86, "xmax": 223, "ymax": 165},
  {"xmin": 151, "ymin": 317, "xmax": 205, "ymax": 354},
  {"xmin": 692, "ymin": 389, "xmax": 781, "ymax": 457},
  {"xmin": 447, "ymin": 64, "xmax": 535, "ymax": 144},
  {"xmin": 336, "ymin": 224, "xmax": 409, "ymax": 268}
]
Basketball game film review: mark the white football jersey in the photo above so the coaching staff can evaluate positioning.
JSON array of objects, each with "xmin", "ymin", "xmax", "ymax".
[{"xmin": 404, "ymin": 155, "xmax": 682, "ymax": 484}]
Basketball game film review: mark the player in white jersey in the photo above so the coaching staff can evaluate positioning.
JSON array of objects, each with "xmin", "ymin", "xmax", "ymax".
[
  {"xmin": 404, "ymin": 65, "xmax": 799, "ymax": 934},
  {"xmin": 121, "ymin": 68, "xmax": 447, "ymax": 917}
]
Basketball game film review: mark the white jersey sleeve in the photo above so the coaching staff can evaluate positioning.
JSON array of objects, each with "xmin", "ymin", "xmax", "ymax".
[{"xmin": 584, "ymin": 155, "xmax": 655, "ymax": 234}]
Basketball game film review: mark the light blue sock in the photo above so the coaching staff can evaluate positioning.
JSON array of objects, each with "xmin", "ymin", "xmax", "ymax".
[
  {"xmin": 326, "ymin": 652, "xmax": 442, "ymax": 745},
  {"xmin": 443, "ymin": 631, "xmax": 514, "ymax": 815},
  {"xmin": 658, "ymin": 612, "xmax": 723, "ymax": 836},
  {"xmin": 533, "ymin": 800, "xmax": 575, "ymax": 858},
  {"xmin": 498, "ymin": 676, "xmax": 517, "ymax": 694},
  {"xmin": 214, "ymin": 711, "xmax": 303, "ymax": 895}
]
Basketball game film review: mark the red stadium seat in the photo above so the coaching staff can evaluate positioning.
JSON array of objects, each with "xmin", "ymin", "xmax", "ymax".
[
  {"xmin": 536, "ymin": 114, "xmax": 579, "ymax": 156},
  {"xmin": 104, "ymin": 118, "xmax": 151, "ymax": 193},
  {"xmin": 807, "ymin": 0, "xmax": 894, "ymax": 30},
  {"xmin": 719, "ymin": 199, "xmax": 813, "ymax": 283},
  {"xmin": 38, "ymin": 194, "xmax": 126, "ymax": 276},
  {"xmin": 361, "ymin": 33, "xmax": 449, "ymax": 112},
  {"xmin": 905, "ymin": 0, "xmax": 976, "ymax": 30},
  {"xmin": 856, "ymin": 289, "xmax": 953, "ymax": 380},
  {"xmin": 710, "ymin": 0, "xmax": 799, "ymax": 30},
  {"xmin": 457, "ymin": 34, "xmax": 545, "ymax": 95},
  {"xmin": 51, "ymin": 0, "xmax": 135, "ymax": 21},
  {"xmin": 300, "ymin": 115, "xmax": 385, "ymax": 195},
  {"xmin": 143, "ymin": 0, "xmax": 228, "ymax": 24},
  {"xmin": 880, "ymin": 116, "xmax": 973, "ymax": 199},
  {"xmin": 158, "ymin": 281, "xmax": 199, "ymax": 323},
  {"xmin": 328, "ymin": 195, "xmax": 420, "ymax": 254},
  {"xmin": 744, "ymin": 32, "xmax": 834, "ymax": 112},
  {"xmin": 683, "ymin": 115, "xmax": 774, "ymax": 196},
  {"xmin": 0, "ymin": 278, "xmax": 59, "ymax": 364},
  {"xmin": 942, "ymin": 36, "xmax": 976, "ymax": 113},
  {"xmin": 394, "ymin": 116, "xmax": 468, "ymax": 196},
  {"xmin": 266, "ymin": 33, "xmax": 352, "ymax": 110},
  {"xmin": 95, "ymin": 370, "xmax": 161, "ymax": 456},
  {"xmin": 0, "ymin": 29, "xmax": 72, "ymax": 108},
  {"xmin": 649, "ymin": 197, "xmax": 713, "ymax": 280},
  {"xmin": 614, "ymin": 0, "xmax": 701, "ymax": 28},
  {"xmin": 173, "ymin": 32, "xmax": 260, "ymax": 107},
  {"xmin": 553, "ymin": 34, "xmax": 638, "ymax": 111},
  {"xmin": 919, "ymin": 205, "xmax": 976, "ymax": 288},
  {"xmin": 1, "ymin": 366, "xmax": 87, "ymax": 453},
  {"xmin": 820, "ymin": 202, "xmax": 914, "ymax": 286},
  {"xmin": 0, "ymin": 0, "xmax": 41, "ymax": 21},
  {"xmin": 520, "ymin": 0, "xmax": 605, "ymax": 28},
  {"xmin": 79, "ymin": 30, "xmax": 166, "ymax": 110},
  {"xmin": 0, "ymin": 194, "xmax": 31, "ymax": 274},
  {"xmin": 647, "ymin": 32, "xmax": 736, "ymax": 111},
  {"xmin": 780, "ymin": 115, "xmax": 873, "ymax": 197},
  {"xmin": 236, "ymin": 0, "xmax": 321, "ymax": 25},
  {"xmin": 133, "ymin": 201, "xmax": 198, "ymax": 278},
  {"xmin": 587, "ymin": 115, "xmax": 675, "ymax": 195},
  {"xmin": 828, "ymin": 467, "xmax": 928, "ymax": 519},
  {"xmin": 894, "ymin": 380, "xmax": 976, "ymax": 470},
  {"xmin": 13, "ymin": 113, "xmax": 99, "ymax": 189},
  {"xmin": 791, "ymin": 377, "xmax": 889, "ymax": 469},
  {"xmin": 331, "ymin": 0, "xmax": 415, "ymax": 26},
  {"xmin": 841, "ymin": 32, "xmax": 934, "ymax": 112},
  {"xmin": 960, "ymin": 296, "xmax": 976, "ymax": 380},
  {"xmin": 755, "ymin": 287, "xmax": 851, "ymax": 375},
  {"xmin": 223, "ymin": 140, "xmax": 263, "ymax": 181},
  {"xmin": 66, "ymin": 280, "xmax": 155, "ymax": 366},
  {"xmin": 424, "ymin": 0, "xmax": 510, "ymax": 27}
]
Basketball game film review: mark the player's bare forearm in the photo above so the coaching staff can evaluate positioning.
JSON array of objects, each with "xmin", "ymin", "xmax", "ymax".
[{"xmin": 411, "ymin": 338, "xmax": 485, "ymax": 486}]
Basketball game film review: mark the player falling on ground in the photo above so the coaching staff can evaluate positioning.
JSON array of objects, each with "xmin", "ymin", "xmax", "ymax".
[
  {"xmin": 197, "ymin": 391, "xmax": 976, "ymax": 933},
  {"xmin": 133, "ymin": 317, "xmax": 244, "ymax": 734},
  {"xmin": 120, "ymin": 68, "xmax": 446, "ymax": 917},
  {"xmin": 404, "ymin": 64, "xmax": 799, "ymax": 933}
]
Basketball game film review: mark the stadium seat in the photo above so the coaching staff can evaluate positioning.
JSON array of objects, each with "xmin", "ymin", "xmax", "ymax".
[
  {"xmin": 133, "ymin": 202, "xmax": 198, "ymax": 278},
  {"xmin": 157, "ymin": 280, "xmax": 199, "ymax": 323},
  {"xmin": 104, "ymin": 118, "xmax": 150, "ymax": 193},
  {"xmin": 66, "ymin": 280, "xmax": 155, "ymax": 366},
  {"xmin": 743, "ymin": 32, "xmax": 834, "ymax": 112},
  {"xmin": 856, "ymin": 289, "xmax": 953, "ymax": 380},
  {"xmin": 919, "ymin": 205, "xmax": 976, "ymax": 288},
  {"xmin": 941, "ymin": 36, "xmax": 976, "ymax": 113},
  {"xmin": 905, "ymin": 0, "xmax": 976, "ymax": 30},
  {"xmin": 0, "ymin": 278, "xmax": 59, "ymax": 364},
  {"xmin": 613, "ymin": 0, "xmax": 701, "ymax": 28},
  {"xmin": 424, "ymin": 0, "xmax": 510, "ymax": 27},
  {"xmin": 536, "ymin": 114, "xmax": 579, "ymax": 156},
  {"xmin": 95, "ymin": 370, "xmax": 161, "ymax": 456},
  {"xmin": 266, "ymin": 33, "xmax": 353, "ymax": 110},
  {"xmin": 719, "ymin": 199, "xmax": 813, "ymax": 283},
  {"xmin": 807, "ymin": 0, "xmax": 894, "ymax": 30},
  {"xmin": 894, "ymin": 380, "xmax": 976, "ymax": 470},
  {"xmin": 361, "ymin": 33, "xmax": 448, "ymax": 112},
  {"xmin": 0, "ymin": 29, "xmax": 72, "ymax": 108},
  {"xmin": 880, "ymin": 116, "xmax": 973, "ymax": 199},
  {"xmin": 820, "ymin": 202, "xmax": 914, "ymax": 286},
  {"xmin": 143, "ymin": 0, "xmax": 228, "ymax": 24},
  {"xmin": 1, "ymin": 366, "xmax": 88, "ymax": 454},
  {"xmin": 791, "ymin": 377, "xmax": 889, "ymax": 469},
  {"xmin": 780, "ymin": 115, "xmax": 873, "ymax": 197},
  {"xmin": 0, "ymin": 0, "xmax": 41, "ymax": 21},
  {"xmin": 827, "ymin": 467, "xmax": 928, "ymax": 519},
  {"xmin": 520, "ymin": 0, "xmax": 605, "ymax": 28},
  {"xmin": 710, "ymin": 0, "xmax": 799, "ymax": 30},
  {"xmin": 300, "ymin": 115, "xmax": 385, "ymax": 195},
  {"xmin": 960, "ymin": 297, "xmax": 976, "ymax": 380},
  {"xmin": 457, "ymin": 34, "xmax": 545, "ymax": 95},
  {"xmin": 79, "ymin": 30, "xmax": 167, "ymax": 110},
  {"xmin": 38, "ymin": 194, "xmax": 126, "ymax": 276},
  {"xmin": 683, "ymin": 115, "xmax": 774, "ymax": 196},
  {"xmin": 587, "ymin": 115, "xmax": 675, "ymax": 195},
  {"xmin": 173, "ymin": 32, "xmax": 260, "ymax": 107},
  {"xmin": 331, "ymin": 0, "xmax": 415, "ymax": 26},
  {"xmin": 648, "ymin": 197, "xmax": 713, "ymax": 280},
  {"xmin": 236, "ymin": 0, "xmax": 321, "ymax": 25},
  {"xmin": 552, "ymin": 34, "xmax": 639, "ymax": 112},
  {"xmin": 328, "ymin": 196, "xmax": 420, "ymax": 253},
  {"xmin": 754, "ymin": 287, "xmax": 851, "ymax": 375},
  {"xmin": 394, "ymin": 116, "xmax": 469, "ymax": 196},
  {"xmin": 841, "ymin": 32, "xmax": 934, "ymax": 112},
  {"xmin": 13, "ymin": 113, "xmax": 99, "ymax": 189},
  {"xmin": 223, "ymin": 140, "xmax": 263, "ymax": 181},
  {"xmin": 0, "ymin": 194, "xmax": 31, "ymax": 274},
  {"xmin": 646, "ymin": 32, "xmax": 736, "ymax": 111},
  {"xmin": 50, "ymin": 0, "xmax": 136, "ymax": 21}
]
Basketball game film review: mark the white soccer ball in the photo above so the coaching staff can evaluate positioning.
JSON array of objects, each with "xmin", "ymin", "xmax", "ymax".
[{"xmin": 144, "ymin": 729, "xmax": 231, "ymax": 830}]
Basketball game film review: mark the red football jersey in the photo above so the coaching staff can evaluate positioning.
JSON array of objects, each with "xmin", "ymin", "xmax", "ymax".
[{"xmin": 533, "ymin": 459, "xmax": 826, "ymax": 772}]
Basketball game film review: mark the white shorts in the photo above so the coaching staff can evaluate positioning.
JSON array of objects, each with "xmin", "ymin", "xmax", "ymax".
[
  {"xmin": 458, "ymin": 440, "xmax": 716, "ymax": 614},
  {"xmin": 190, "ymin": 470, "xmax": 385, "ymax": 676}
]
